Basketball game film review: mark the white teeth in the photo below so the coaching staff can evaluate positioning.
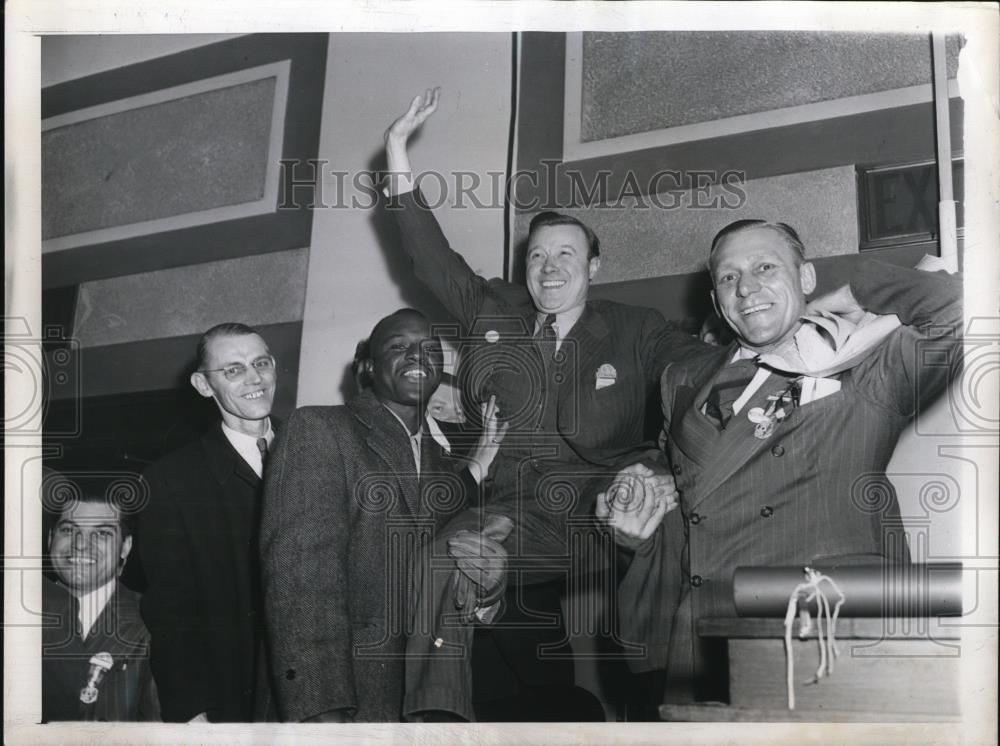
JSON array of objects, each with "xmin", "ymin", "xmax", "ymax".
[
  {"xmin": 541, "ymin": 281, "xmax": 565, "ymax": 288},
  {"xmin": 244, "ymin": 391, "xmax": 264, "ymax": 399},
  {"xmin": 68, "ymin": 557, "xmax": 95, "ymax": 565},
  {"xmin": 741, "ymin": 304, "xmax": 771, "ymax": 316},
  {"xmin": 403, "ymin": 370, "xmax": 427, "ymax": 378}
]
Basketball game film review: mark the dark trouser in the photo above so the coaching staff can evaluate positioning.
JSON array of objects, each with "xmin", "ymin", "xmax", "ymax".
[{"xmin": 403, "ymin": 459, "xmax": 611, "ymax": 721}]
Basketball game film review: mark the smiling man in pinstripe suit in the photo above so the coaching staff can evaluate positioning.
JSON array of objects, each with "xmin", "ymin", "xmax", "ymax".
[{"xmin": 601, "ymin": 219, "xmax": 964, "ymax": 704}]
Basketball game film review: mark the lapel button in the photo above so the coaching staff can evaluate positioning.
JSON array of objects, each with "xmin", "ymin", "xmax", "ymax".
[
  {"xmin": 690, "ymin": 575, "xmax": 703, "ymax": 587},
  {"xmin": 689, "ymin": 512, "xmax": 701, "ymax": 525},
  {"xmin": 673, "ymin": 463, "xmax": 682, "ymax": 475},
  {"xmin": 771, "ymin": 445, "xmax": 785, "ymax": 457},
  {"xmin": 760, "ymin": 506, "xmax": 774, "ymax": 518}
]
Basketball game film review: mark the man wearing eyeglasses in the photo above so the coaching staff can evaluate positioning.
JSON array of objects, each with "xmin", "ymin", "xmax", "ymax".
[{"xmin": 136, "ymin": 322, "xmax": 276, "ymax": 722}]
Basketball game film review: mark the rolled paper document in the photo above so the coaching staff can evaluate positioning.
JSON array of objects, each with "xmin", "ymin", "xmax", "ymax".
[{"xmin": 732, "ymin": 563, "xmax": 963, "ymax": 617}]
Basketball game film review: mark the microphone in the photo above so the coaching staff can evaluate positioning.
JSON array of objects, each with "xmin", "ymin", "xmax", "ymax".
[{"xmin": 79, "ymin": 652, "xmax": 114, "ymax": 705}]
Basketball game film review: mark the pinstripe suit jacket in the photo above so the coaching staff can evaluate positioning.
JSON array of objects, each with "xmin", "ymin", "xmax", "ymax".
[
  {"xmin": 259, "ymin": 390, "xmax": 471, "ymax": 722},
  {"xmin": 42, "ymin": 577, "xmax": 160, "ymax": 721},
  {"xmin": 618, "ymin": 261, "xmax": 963, "ymax": 694},
  {"xmin": 390, "ymin": 189, "xmax": 707, "ymax": 501}
]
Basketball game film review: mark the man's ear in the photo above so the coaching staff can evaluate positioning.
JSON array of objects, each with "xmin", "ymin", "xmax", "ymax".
[
  {"xmin": 358, "ymin": 358, "xmax": 374, "ymax": 385},
  {"xmin": 800, "ymin": 262, "xmax": 817, "ymax": 296},
  {"xmin": 119, "ymin": 535, "xmax": 133, "ymax": 573},
  {"xmin": 588, "ymin": 256, "xmax": 601, "ymax": 281},
  {"xmin": 190, "ymin": 371, "xmax": 214, "ymax": 399},
  {"xmin": 46, "ymin": 529, "xmax": 53, "ymax": 554}
]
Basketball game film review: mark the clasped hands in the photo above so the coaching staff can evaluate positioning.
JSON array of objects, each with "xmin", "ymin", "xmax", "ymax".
[
  {"xmin": 596, "ymin": 462, "xmax": 679, "ymax": 551},
  {"xmin": 448, "ymin": 514, "xmax": 513, "ymax": 624}
]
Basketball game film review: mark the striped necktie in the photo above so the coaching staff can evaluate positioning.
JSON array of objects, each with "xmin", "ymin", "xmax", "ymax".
[
  {"xmin": 537, "ymin": 313, "xmax": 557, "ymax": 342},
  {"xmin": 705, "ymin": 357, "xmax": 758, "ymax": 428}
]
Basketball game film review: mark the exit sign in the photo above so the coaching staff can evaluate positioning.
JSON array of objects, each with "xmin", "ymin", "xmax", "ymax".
[{"xmin": 857, "ymin": 158, "xmax": 964, "ymax": 251}]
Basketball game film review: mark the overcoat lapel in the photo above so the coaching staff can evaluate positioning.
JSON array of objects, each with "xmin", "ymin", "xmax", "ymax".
[
  {"xmin": 353, "ymin": 393, "xmax": 421, "ymax": 517},
  {"xmin": 670, "ymin": 384, "xmax": 717, "ymax": 466},
  {"xmin": 203, "ymin": 422, "xmax": 261, "ymax": 490},
  {"xmin": 688, "ymin": 372, "xmax": 793, "ymax": 509},
  {"xmin": 669, "ymin": 346, "xmax": 732, "ymax": 467}
]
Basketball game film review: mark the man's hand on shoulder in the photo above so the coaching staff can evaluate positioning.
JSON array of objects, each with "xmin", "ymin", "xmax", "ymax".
[
  {"xmin": 596, "ymin": 462, "xmax": 678, "ymax": 551},
  {"xmin": 806, "ymin": 283, "xmax": 865, "ymax": 324}
]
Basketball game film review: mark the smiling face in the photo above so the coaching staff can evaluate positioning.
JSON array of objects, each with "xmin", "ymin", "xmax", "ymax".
[
  {"xmin": 48, "ymin": 501, "xmax": 131, "ymax": 594},
  {"xmin": 710, "ymin": 226, "xmax": 816, "ymax": 353},
  {"xmin": 190, "ymin": 333, "xmax": 276, "ymax": 436},
  {"xmin": 369, "ymin": 312, "xmax": 444, "ymax": 419},
  {"xmin": 525, "ymin": 224, "xmax": 600, "ymax": 315}
]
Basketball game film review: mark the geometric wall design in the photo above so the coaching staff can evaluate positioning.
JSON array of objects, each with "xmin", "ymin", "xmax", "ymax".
[
  {"xmin": 73, "ymin": 248, "xmax": 308, "ymax": 348},
  {"xmin": 514, "ymin": 165, "xmax": 859, "ymax": 284},
  {"xmin": 580, "ymin": 31, "xmax": 962, "ymax": 141}
]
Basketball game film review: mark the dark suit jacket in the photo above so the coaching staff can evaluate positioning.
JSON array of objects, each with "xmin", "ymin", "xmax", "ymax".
[
  {"xmin": 390, "ymin": 188, "xmax": 708, "ymax": 499},
  {"xmin": 137, "ymin": 421, "xmax": 271, "ymax": 722},
  {"xmin": 42, "ymin": 577, "xmax": 160, "ymax": 722},
  {"xmin": 260, "ymin": 390, "xmax": 472, "ymax": 722},
  {"xmin": 619, "ymin": 261, "xmax": 964, "ymax": 695}
]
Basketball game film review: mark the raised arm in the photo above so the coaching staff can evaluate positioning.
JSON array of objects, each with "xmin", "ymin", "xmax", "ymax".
[
  {"xmin": 812, "ymin": 259, "xmax": 964, "ymax": 417},
  {"xmin": 383, "ymin": 90, "xmax": 530, "ymax": 328},
  {"xmin": 384, "ymin": 87, "xmax": 440, "ymax": 197}
]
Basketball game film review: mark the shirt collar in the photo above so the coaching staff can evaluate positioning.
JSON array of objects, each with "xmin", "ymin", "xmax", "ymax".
[
  {"xmin": 536, "ymin": 304, "xmax": 585, "ymax": 340},
  {"xmin": 220, "ymin": 418, "xmax": 273, "ymax": 478},
  {"xmin": 381, "ymin": 404, "xmax": 422, "ymax": 439},
  {"xmin": 75, "ymin": 577, "xmax": 117, "ymax": 640},
  {"xmin": 221, "ymin": 418, "xmax": 273, "ymax": 446}
]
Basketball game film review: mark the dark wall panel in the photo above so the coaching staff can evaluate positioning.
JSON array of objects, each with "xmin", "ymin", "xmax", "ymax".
[{"xmin": 42, "ymin": 33, "xmax": 327, "ymax": 288}]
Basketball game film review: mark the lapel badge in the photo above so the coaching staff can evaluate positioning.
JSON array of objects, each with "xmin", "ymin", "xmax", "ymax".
[
  {"xmin": 79, "ymin": 652, "xmax": 114, "ymax": 705},
  {"xmin": 484, "ymin": 330, "xmax": 500, "ymax": 344},
  {"xmin": 747, "ymin": 406, "xmax": 774, "ymax": 440},
  {"xmin": 748, "ymin": 381, "xmax": 799, "ymax": 439},
  {"xmin": 595, "ymin": 363, "xmax": 617, "ymax": 390}
]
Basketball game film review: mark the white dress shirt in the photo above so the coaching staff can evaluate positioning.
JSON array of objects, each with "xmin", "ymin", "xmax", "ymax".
[
  {"xmin": 76, "ymin": 578, "xmax": 117, "ymax": 640},
  {"xmin": 383, "ymin": 406, "xmax": 422, "ymax": 476},
  {"xmin": 534, "ymin": 305, "xmax": 584, "ymax": 351},
  {"xmin": 221, "ymin": 419, "xmax": 274, "ymax": 479}
]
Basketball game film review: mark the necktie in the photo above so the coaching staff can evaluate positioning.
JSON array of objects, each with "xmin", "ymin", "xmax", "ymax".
[
  {"xmin": 537, "ymin": 313, "xmax": 557, "ymax": 342},
  {"xmin": 256, "ymin": 437, "xmax": 268, "ymax": 473},
  {"xmin": 705, "ymin": 357, "xmax": 758, "ymax": 428},
  {"xmin": 72, "ymin": 594, "xmax": 82, "ymax": 638}
]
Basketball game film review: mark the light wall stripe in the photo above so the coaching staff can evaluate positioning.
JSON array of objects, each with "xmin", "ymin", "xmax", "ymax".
[{"xmin": 73, "ymin": 247, "xmax": 309, "ymax": 348}]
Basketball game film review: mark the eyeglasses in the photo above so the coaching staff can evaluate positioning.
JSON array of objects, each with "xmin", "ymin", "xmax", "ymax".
[{"xmin": 199, "ymin": 356, "xmax": 275, "ymax": 382}]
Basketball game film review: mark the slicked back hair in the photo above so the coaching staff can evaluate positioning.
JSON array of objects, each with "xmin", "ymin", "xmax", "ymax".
[
  {"xmin": 52, "ymin": 490, "xmax": 136, "ymax": 540},
  {"xmin": 195, "ymin": 322, "xmax": 266, "ymax": 371},
  {"xmin": 709, "ymin": 219, "xmax": 806, "ymax": 273},
  {"xmin": 528, "ymin": 211, "xmax": 601, "ymax": 259}
]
